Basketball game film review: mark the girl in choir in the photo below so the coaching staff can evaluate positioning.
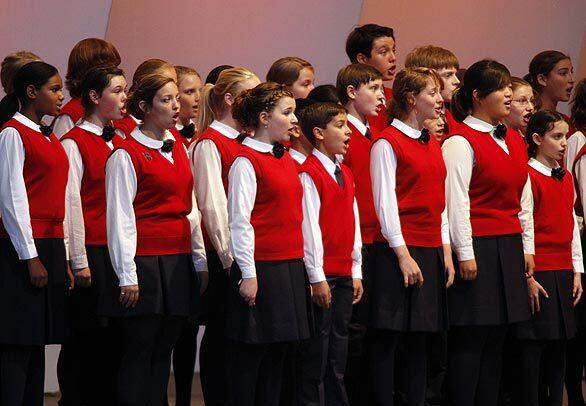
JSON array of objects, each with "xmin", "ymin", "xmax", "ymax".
[
  {"xmin": 266, "ymin": 57, "xmax": 315, "ymax": 99},
  {"xmin": 191, "ymin": 66, "xmax": 259, "ymax": 406},
  {"xmin": 503, "ymin": 77, "xmax": 535, "ymax": 137},
  {"xmin": 515, "ymin": 110, "xmax": 583, "ymax": 406},
  {"xmin": 113, "ymin": 58, "xmax": 177, "ymax": 138},
  {"xmin": 566, "ymin": 79, "xmax": 586, "ymax": 173},
  {"xmin": 567, "ymin": 78, "xmax": 586, "ymax": 406},
  {"xmin": 369, "ymin": 67, "xmax": 454, "ymax": 406},
  {"xmin": 226, "ymin": 82, "xmax": 311, "ymax": 406},
  {"xmin": 171, "ymin": 65, "xmax": 202, "ymax": 149},
  {"xmin": 59, "ymin": 66, "xmax": 127, "ymax": 405},
  {"xmin": 53, "ymin": 38, "xmax": 121, "ymax": 138},
  {"xmin": 1, "ymin": 51, "xmax": 42, "ymax": 94},
  {"xmin": 104, "ymin": 73, "xmax": 207, "ymax": 406},
  {"xmin": 0, "ymin": 61, "xmax": 70, "ymax": 406},
  {"xmin": 442, "ymin": 59, "xmax": 534, "ymax": 406},
  {"xmin": 525, "ymin": 51, "xmax": 575, "ymax": 126}
]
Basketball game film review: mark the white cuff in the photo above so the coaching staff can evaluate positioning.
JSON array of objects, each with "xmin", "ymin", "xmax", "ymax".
[
  {"xmin": 70, "ymin": 254, "xmax": 89, "ymax": 271},
  {"xmin": 454, "ymin": 245, "xmax": 475, "ymax": 262},
  {"xmin": 387, "ymin": 233, "xmax": 406, "ymax": 248},
  {"xmin": 15, "ymin": 242, "xmax": 38, "ymax": 261},
  {"xmin": 574, "ymin": 259, "xmax": 585, "ymax": 274},
  {"xmin": 306, "ymin": 266, "xmax": 327, "ymax": 284},
  {"xmin": 118, "ymin": 270, "xmax": 138, "ymax": 286},
  {"xmin": 522, "ymin": 240, "xmax": 535, "ymax": 255},
  {"xmin": 239, "ymin": 264, "xmax": 257, "ymax": 279},
  {"xmin": 351, "ymin": 262, "xmax": 363, "ymax": 279},
  {"xmin": 192, "ymin": 255, "xmax": 209, "ymax": 273}
]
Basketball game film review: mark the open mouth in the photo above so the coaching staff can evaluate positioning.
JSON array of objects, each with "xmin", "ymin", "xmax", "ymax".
[{"xmin": 343, "ymin": 138, "xmax": 350, "ymax": 146}]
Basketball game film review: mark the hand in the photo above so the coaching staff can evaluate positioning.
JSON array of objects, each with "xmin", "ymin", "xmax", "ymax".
[
  {"xmin": 198, "ymin": 271, "xmax": 209, "ymax": 295},
  {"xmin": 443, "ymin": 245, "xmax": 455, "ymax": 288},
  {"xmin": 524, "ymin": 254, "xmax": 535, "ymax": 278},
  {"xmin": 74, "ymin": 267, "xmax": 91, "ymax": 288},
  {"xmin": 527, "ymin": 276, "xmax": 548, "ymax": 314},
  {"xmin": 311, "ymin": 281, "xmax": 331, "ymax": 308},
  {"xmin": 239, "ymin": 277, "xmax": 258, "ymax": 306},
  {"xmin": 395, "ymin": 246, "xmax": 424, "ymax": 288},
  {"xmin": 119, "ymin": 285, "xmax": 139, "ymax": 308},
  {"xmin": 573, "ymin": 273, "xmax": 583, "ymax": 306},
  {"xmin": 459, "ymin": 259, "xmax": 477, "ymax": 281},
  {"xmin": 352, "ymin": 278, "xmax": 364, "ymax": 304},
  {"xmin": 27, "ymin": 257, "xmax": 48, "ymax": 288},
  {"xmin": 66, "ymin": 263, "xmax": 75, "ymax": 291}
]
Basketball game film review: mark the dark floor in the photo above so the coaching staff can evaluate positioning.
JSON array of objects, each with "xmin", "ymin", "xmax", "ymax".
[{"xmin": 44, "ymin": 373, "xmax": 205, "ymax": 405}]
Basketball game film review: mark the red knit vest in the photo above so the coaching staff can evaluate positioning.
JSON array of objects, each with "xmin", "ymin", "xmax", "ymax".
[
  {"xmin": 300, "ymin": 155, "xmax": 356, "ymax": 277},
  {"xmin": 237, "ymin": 147, "xmax": 304, "ymax": 260},
  {"xmin": 367, "ymin": 86, "xmax": 393, "ymax": 132},
  {"xmin": 197, "ymin": 127, "xmax": 243, "ymax": 191},
  {"xmin": 529, "ymin": 165, "xmax": 574, "ymax": 271},
  {"xmin": 344, "ymin": 122, "xmax": 379, "ymax": 244},
  {"xmin": 53, "ymin": 98, "xmax": 85, "ymax": 126},
  {"xmin": 113, "ymin": 135, "xmax": 193, "ymax": 255},
  {"xmin": 61, "ymin": 126, "xmax": 124, "ymax": 245},
  {"xmin": 0, "ymin": 118, "xmax": 69, "ymax": 238},
  {"xmin": 113, "ymin": 116, "xmax": 138, "ymax": 138},
  {"xmin": 373, "ymin": 126, "xmax": 446, "ymax": 247},
  {"xmin": 447, "ymin": 122, "xmax": 528, "ymax": 236}
]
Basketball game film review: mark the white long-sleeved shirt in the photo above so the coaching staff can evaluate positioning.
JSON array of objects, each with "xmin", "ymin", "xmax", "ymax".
[
  {"xmin": 528, "ymin": 158, "xmax": 583, "ymax": 273},
  {"xmin": 441, "ymin": 115, "xmax": 535, "ymax": 261},
  {"xmin": 371, "ymin": 119, "xmax": 450, "ymax": 248},
  {"xmin": 191, "ymin": 120, "xmax": 240, "ymax": 269},
  {"xmin": 62, "ymin": 121, "xmax": 114, "ymax": 270},
  {"xmin": 105, "ymin": 127, "xmax": 207, "ymax": 287},
  {"xmin": 289, "ymin": 148, "xmax": 307, "ymax": 165},
  {"xmin": 565, "ymin": 131, "xmax": 586, "ymax": 173},
  {"xmin": 300, "ymin": 148, "xmax": 362, "ymax": 283},
  {"xmin": 53, "ymin": 114, "xmax": 76, "ymax": 139}
]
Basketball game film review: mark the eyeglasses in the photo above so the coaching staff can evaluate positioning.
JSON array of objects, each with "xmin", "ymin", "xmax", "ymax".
[{"xmin": 512, "ymin": 98, "xmax": 535, "ymax": 107}]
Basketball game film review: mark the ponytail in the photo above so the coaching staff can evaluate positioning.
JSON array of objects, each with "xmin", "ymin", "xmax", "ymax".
[
  {"xmin": 0, "ymin": 93, "xmax": 20, "ymax": 127},
  {"xmin": 196, "ymin": 83, "xmax": 216, "ymax": 137}
]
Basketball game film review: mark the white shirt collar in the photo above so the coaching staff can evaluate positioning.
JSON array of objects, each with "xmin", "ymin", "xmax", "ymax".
[
  {"xmin": 312, "ymin": 148, "xmax": 339, "ymax": 176},
  {"xmin": 130, "ymin": 126, "xmax": 175, "ymax": 149},
  {"xmin": 346, "ymin": 113, "xmax": 369, "ymax": 136},
  {"xmin": 210, "ymin": 120, "xmax": 239, "ymax": 139},
  {"xmin": 78, "ymin": 120, "xmax": 103, "ymax": 136},
  {"xmin": 242, "ymin": 136, "xmax": 273, "ymax": 153},
  {"xmin": 14, "ymin": 112, "xmax": 41, "ymax": 132},
  {"xmin": 130, "ymin": 115, "xmax": 141, "ymax": 124},
  {"xmin": 391, "ymin": 119, "xmax": 422, "ymax": 139},
  {"xmin": 463, "ymin": 115, "xmax": 500, "ymax": 134},
  {"xmin": 529, "ymin": 157, "xmax": 560, "ymax": 176},
  {"xmin": 289, "ymin": 148, "xmax": 307, "ymax": 164}
]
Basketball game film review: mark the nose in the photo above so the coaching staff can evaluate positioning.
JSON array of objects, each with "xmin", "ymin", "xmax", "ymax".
[
  {"xmin": 344, "ymin": 124, "xmax": 352, "ymax": 135},
  {"xmin": 454, "ymin": 76, "xmax": 461, "ymax": 86},
  {"xmin": 291, "ymin": 113, "xmax": 298, "ymax": 125}
]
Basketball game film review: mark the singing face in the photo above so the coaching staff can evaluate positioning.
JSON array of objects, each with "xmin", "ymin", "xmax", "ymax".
[
  {"xmin": 34, "ymin": 74, "xmax": 64, "ymax": 117},
  {"xmin": 540, "ymin": 58, "xmax": 574, "ymax": 103},
  {"xmin": 144, "ymin": 81, "xmax": 180, "ymax": 130},
  {"xmin": 363, "ymin": 36, "xmax": 397, "ymax": 81},
  {"xmin": 290, "ymin": 67, "xmax": 315, "ymax": 99},
  {"xmin": 92, "ymin": 75, "xmax": 128, "ymax": 121},
  {"xmin": 412, "ymin": 77, "xmax": 444, "ymax": 121},
  {"xmin": 505, "ymin": 85, "xmax": 535, "ymax": 133},
  {"xmin": 178, "ymin": 74, "xmax": 203, "ymax": 122},
  {"xmin": 266, "ymin": 96, "xmax": 298, "ymax": 143},
  {"xmin": 436, "ymin": 67, "xmax": 460, "ymax": 103},
  {"xmin": 533, "ymin": 119, "xmax": 568, "ymax": 162},
  {"xmin": 319, "ymin": 112, "xmax": 352, "ymax": 156}
]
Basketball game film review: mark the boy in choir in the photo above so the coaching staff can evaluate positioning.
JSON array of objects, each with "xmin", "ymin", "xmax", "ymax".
[{"xmin": 297, "ymin": 102, "xmax": 364, "ymax": 406}]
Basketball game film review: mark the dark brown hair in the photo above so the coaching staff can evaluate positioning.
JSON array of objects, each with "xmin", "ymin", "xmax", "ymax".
[
  {"xmin": 404, "ymin": 45, "xmax": 459, "ymax": 70},
  {"xmin": 232, "ymin": 82, "xmax": 293, "ymax": 131},
  {"xmin": 525, "ymin": 109, "xmax": 565, "ymax": 157},
  {"xmin": 299, "ymin": 102, "xmax": 346, "ymax": 146},
  {"xmin": 571, "ymin": 78, "xmax": 586, "ymax": 132},
  {"xmin": 390, "ymin": 67, "xmax": 442, "ymax": 122},
  {"xmin": 80, "ymin": 66, "xmax": 125, "ymax": 112},
  {"xmin": 345, "ymin": 24, "xmax": 395, "ymax": 63},
  {"xmin": 127, "ymin": 73, "xmax": 175, "ymax": 120},
  {"xmin": 266, "ymin": 57, "xmax": 313, "ymax": 86},
  {"xmin": 524, "ymin": 50, "xmax": 570, "ymax": 95},
  {"xmin": 129, "ymin": 59, "xmax": 175, "ymax": 96},
  {"xmin": 336, "ymin": 64, "xmax": 383, "ymax": 105}
]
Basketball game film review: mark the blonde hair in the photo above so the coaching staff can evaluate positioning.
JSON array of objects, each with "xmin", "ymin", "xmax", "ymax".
[
  {"xmin": 197, "ymin": 67, "xmax": 257, "ymax": 136},
  {"xmin": 175, "ymin": 65, "xmax": 201, "ymax": 84},
  {"xmin": 1, "ymin": 51, "xmax": 42, "ymax": 94}
]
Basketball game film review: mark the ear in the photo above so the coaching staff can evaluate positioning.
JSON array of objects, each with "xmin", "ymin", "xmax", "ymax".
[
  {"xmin": 138, "ymin": 100, "xmax": 149, "ymax": 116},
  {"xmin": 472, "ymin": 89, "xmax": 482, "ymax": 104},
  {"xmin": 25, "ymin": 84, "xmax": 37, "ymax": 101},
  {"xmin": 224, "ymin": 92, "xmax": 234, "ymax": 107},
  {"xmin": 346, "ymin": 85, "xmax": 357, "ymax": 101},
  {"xmin": 406, "ymin": 92, "xmax": 416, "ymax": 108},
  {"xmin": 259, "ymin": 111, "xmax": 269, "ymax": 128},
  {"xmin": 313, "ymin": 126, "xmax": 325, "ymax": 141},
  {"xmin": 356, "ymin": 53, "xmax": 369, "ymax": 64},
  {"xmin": 532, "ymin": 132, "xmax": 542, "ymax": 146},
  {"xmin": 89, "ymin": 89, "xmax": 100, "ymax": 106},
  {"xmin": 536, "ymin": 73, "xmax": 548, "ymax": 88}
]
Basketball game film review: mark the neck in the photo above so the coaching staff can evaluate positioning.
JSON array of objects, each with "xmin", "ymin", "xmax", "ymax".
[
  {"xmin": 345, "ymin": 102, "xmax": 367, "ymax": 124},
  {"xmin": 252, "ymin": 127, "xmax": 272, "ymax": 144},
  {"xmin": 540, "ymin": 95, "xmax": 557, "ymax": 112},
  {"xmin": 316, "ymin": 145, "xmax": 336, "ymax": 162},
  {"xmin": 402, "ymin": 112, "xmax": 425, "ymax": 131},
  {"xmin": 535, "ymin": 152, "xmax": 557, "ymax": 169},
  {"xmin": 140, "ymin": 120, "xmax": 166, "ymax": 141},
  {"xmin": 217, "ymin": 111, "xmax": 239, "ymax": 131},
  {"xmin": 471, "ymin": 110, "xmax": 499, "ymax": 126},
  {"xmin": 180, "ymin": 116, "xmax": 192, "ymax": 126},
  {"xmin": 20, "ymin": 105, "xmax": 43, "ymax": 125},
  {"xmin": 290, "ymin": 138, "xmax": 312, "ymax": 156},
  {"xmin": 85, "ymin": 112, "xmax": 110, "ymax": 128}
]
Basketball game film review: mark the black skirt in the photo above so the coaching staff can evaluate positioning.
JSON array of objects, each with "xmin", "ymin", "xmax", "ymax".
[
  {"xmin": 0, "ymin": 238, "xmax": 71, "ymax": 345},
  {"xmin": 100, "ymin": 253, "xmax": 200, "ymax": 318},
  {"xmin": 198, "ymin": 249, "xmax": 229, "ymax": 325},
  {"xmin": 449, "ymin": 234, "xmax": 530, "ymax": 326},
  {"xmin": 368, "ymin": 243, "xmax": 448, "ymax": 332},
  {"xmin": 513, "ymin": 270, "xmax": 577, "ymax": 340},
  {"xmin": 225, "ymin": 259, "xmax": 313, "ymax": 344},
  {"xmin": 351, "ymin": 243, "xmax": 376, "ymax": 325}
]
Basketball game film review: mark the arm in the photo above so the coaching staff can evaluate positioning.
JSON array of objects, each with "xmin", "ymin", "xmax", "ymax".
[
  {"xmin": 518, "ymin": 175, "xmax": 535, "ymax": 255},
  {"xmin": 193, "ymin": 140, "xmax": 233, "ymax": 269}
]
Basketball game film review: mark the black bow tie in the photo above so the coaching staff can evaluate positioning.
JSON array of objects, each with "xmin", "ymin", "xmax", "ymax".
[
  {"xmin": 179, "ymin": 123, "xmax": 195, "ymax": 139},
  {"xmin": 102, "ymin": 125, "xmax": 115, "ymax": 142},
  {"xmin": 551, "ymin": 167, "xmax": 566, "ymax": 181},
  {"xmin": 493, "ymin": 124, "xmax": 507, "ymax": 140},
  {"xmin": 272, "ymin": 142, "xmax": 285, "ymax": 159},
  {"xmin": 418, "ymin": 128, "xmax": 430, "ymax": 144},
  {"xmin": 161, "ymin": 139, "xmax": 174, "ymax": 153},
  {"xmin": 364, "ymin": 127, "xmax": 372, "ymax": 140},
  {"xmin": 39, "ymin": 125, "xmax": 52, "ymax": 137}
]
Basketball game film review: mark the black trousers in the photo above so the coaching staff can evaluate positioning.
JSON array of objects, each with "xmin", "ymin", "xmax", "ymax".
[
  {"xmin": 168, "ymin": 321, "xmax": 199, "ymax": 406},
  {"xmin": 228, "ymin": 340, "xmax": 288, "ymax": 406},
  {"xmin": 299, "ymin": 277, "xmax": 353, "ymax": 406},
  {"xmin": 565, "ymin": 296, "xmax": 586, "ymax": 406},
  {"xmin": 518, "ymin": 340, "xmax": 566, "ymax": 406},
  {"xmin": 425, "ymin": 332, "xmax": 447, "ymax": 406},
  {"xmin": 117, "ymin": 315, "xmax": 185, "ymax": 406},
  {"xmin": 57, "ymin": 288, "xmax": 121, "ymax": 406},
  {"xmin": 369, "ymin": 329, "xmax": 400, "ymax": 406},
  {"xmin": 0, "ymin": 345, "xmax": 45, "ymax": 406},
  {"xmin": 446, "ymin": 325, "xmax": 508, "ymax": 406},
  {"xmin": 199, "ymin": 250, "xmax": 229, "ymax": 406}
]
